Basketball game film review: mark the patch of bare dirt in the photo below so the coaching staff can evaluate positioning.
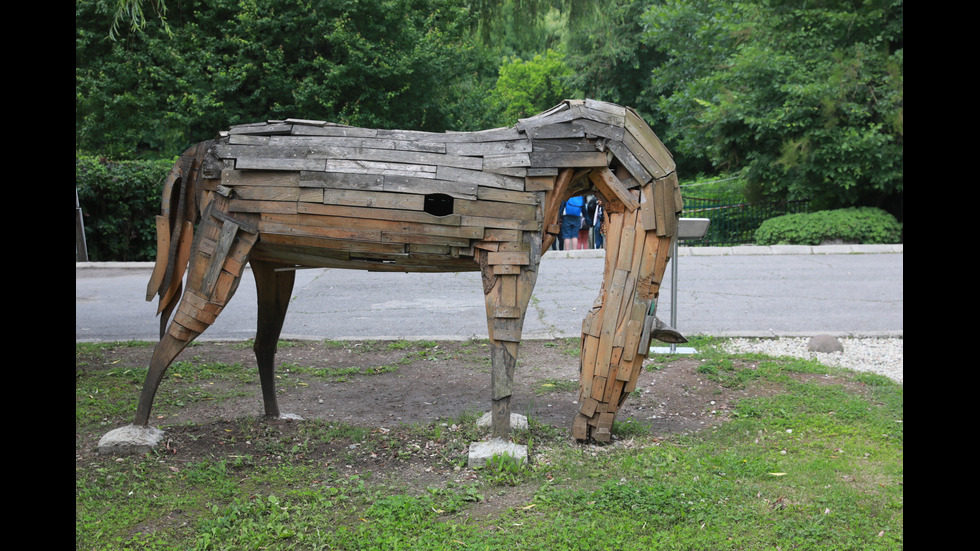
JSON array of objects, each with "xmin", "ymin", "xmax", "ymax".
[{"xmin": 77, "ymin": 338, "xmax": 809, "ymax": 505}]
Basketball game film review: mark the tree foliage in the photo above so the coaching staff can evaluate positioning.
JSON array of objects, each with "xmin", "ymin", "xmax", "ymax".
[
  {"xmin": 490, "ymin": 49, "xmax": 573, "ymax": 124},
  {"xmin": 76, "ymin": 0, "xmax": 497, "ymax": 158},
  {"xmin": 642, "ymin": 0, "xmax": 903, "ymax": 212},
  {"xmin": 77, "ymin": 0, "xmax": 903, "ymax": 219}
]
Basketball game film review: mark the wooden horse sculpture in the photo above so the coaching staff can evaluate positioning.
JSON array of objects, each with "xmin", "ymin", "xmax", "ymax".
[{"xmin": 130, "ymin": 99, "xmax": 686, "ymax": 446}]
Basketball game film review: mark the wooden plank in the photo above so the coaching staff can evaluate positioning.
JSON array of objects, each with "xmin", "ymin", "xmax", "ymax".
[
  {"xmin": 290, "ymin": 124, "xmax": 379, "ymax": 138},
  {"xmin": 303, "ymin": 145, "xmax": 484, "ymax": 171},
  {"xmin": 664, "ymin": 171, "xmax": 684, "ymax": 214},
  {"xmin": 585, "ymin": 99, "xmax": 627, "ymax": 118},
  {"xmin": 621, "ymin": 318, "xmax": 644, "ymax": 363},
  {"xmin": 639, "ymin": 183, "xmax": 657, "ymax": 232},
  {"xmin": 524, "ymin": 175, "xmax": 555, "ymax": 191},
  {"xmin": 257, "ymin": 216, "xmax": 383, "ymax": 242},
  {"xmin": 459, "ymin": 215, "xmax": 540, "ymax": 232},
  {"xmin": 578, "ymin": 103, "xmax": 625, "ymax": 128},
  {"xmin": 528, "ymin": 151, "xmax": 608, "ymax": 168},
  {"xmin": 517, "ymin": 104, "xmax": 582, "ymax": 132},
  {"xmin": 654, "ymin": 178, "xmax": 671, "ymax": 237},
  {"xmin": 483, "ymin": 153, "xmax": 530, "ymax": 169},
  {"xmin": 494, "ymin": 306, "xmax": 522, "ymax": 319},
  {"xmin": 382, "ymin": 232, "xmax": 472, "ymax": 248},
  {"xmin": 527, "ymin": 167, "xmax": 559, "ymax": 177},
  {"xmin": 477, "ymin": 186, "xmax": 540, "ymax": 205},
  {"xmin": 454, "ymin": 199, "xmax": 537, "ymax": 221},
  {"xmin": 579, "ymin": 335, "xmax": 600, "ymax": 399},
  {"xmin": 298, "ymin": 170, "xmax": 389, "ymax": 191},
  {"xmin": 298, "ymin": 188, "xmax": 323, "ymax": 203},
  {"xmin": 590, "ymin": 375, "xmax": 607, "ymax": 402},
  {"xmin": 493, "ymin": 264, "xmax": 521, "ymax": 275},
  {"xmin": 625, "ymin": 108, "xmax": 676, "ymax": 175},
  {"xmin": 484, "ymin": 166, "xmax": 527, "ymax": 177},
  {"xmin": 377, "ymin": 126, "xmax": 522, "ymax": 143},
  {"xmin": 447, "ymin": 140, "xmax": 532, "ymax": 156},
  {"xmin": 323, "ymin": 159, "xmax": 437, "ymax": 178},
  {"xmin": 229, "ymin": 199, "xmax": 298, "ymax": 215},
  {"xmin": 322, "ymin": 189, "xmax": 426, "ymax": 211},
  {"xmin": 221, "ymin": 169, "xmax": 300, "ymax": 187},
  {"xmin": 382, "ymin": 174, "xmax": 477, "ymax": 199},
  {"xmin": 605, "ymin": 140, "xmax": 652, "ymax": 184},
  {"xmin": 623, "ymin": 131, "xmax": 668, "ymax": 179},
  {"xmin": 283, "ymin": 118, "xmax": 328, "ymax": 126},
  {"xmin": 481, "ymin": 228, "xmax": 522, "ymax": 242},
  {"xmin": 531, "ymin": 138, "xmax": 599, "ymax": 153},
  {"xmin": 145, "ymin": 216, "xmax": 170, "ymax": 301},
  {"xmin": 235, "ymin": 157, "xmax": 326, "ymax": 171},
  {"xmin": 227, "ymin": 134, "xmax": 271, "ymax": 145},
  {"xmin": 301, "ymin": 209, "xmax": 481, "ymax": 240},
  {"xmin": 589, "ymin": 167, "xmax": 640, "ymax": 212},
  {"xmin": 525, "ymin": 122, "xmax": 586, "ymax": 139},
  {"xmin": 228, "ymin": 122, "xmax": 293, "ymax": 135},
  {"xmin": 201, "ymin": 220, "xmax": 239, "ymax": 297},
  {"xmin": 574, "ymin": 118, "xmax": 625, "ymax": 141},
  {"xmin": 573, "ymin": 413, "xmax": 590, "ymax": 440},
  {"xmin": 436, "ymin": 166, "xmax": 525, "ymax": 191},
  {"xmin": 486, "ymin": 251, "xmax": 530, "ymax": 265},
  {"xmin": 259, "ymin": 232, "xmax": 406, "ymax": 254},
  {"xmin": 269, "ymin": 134, "xmax": 447, "ymax": 154},
  {"xmin": 231, "ymin": 186, "xmax": 302, "ymax": 202},
  {"xmin": 295, "ymin": 201, "xmax": 465, "ymax": 228}
]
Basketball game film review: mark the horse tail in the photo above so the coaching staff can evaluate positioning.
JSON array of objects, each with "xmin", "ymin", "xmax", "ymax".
[{"xmin": 145, "ymin": 140, "xmax": 214, "ymax": 337}]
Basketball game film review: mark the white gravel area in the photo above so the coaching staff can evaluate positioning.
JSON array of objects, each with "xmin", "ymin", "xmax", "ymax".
[{"xmin": 722, "ymin": 337, "xmax": 903, "ymax": 384}]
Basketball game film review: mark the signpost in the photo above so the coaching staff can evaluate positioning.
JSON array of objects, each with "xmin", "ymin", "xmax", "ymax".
[{"xmin": 651, "ymin": 218, "xmax": 710, "ymax": 355}]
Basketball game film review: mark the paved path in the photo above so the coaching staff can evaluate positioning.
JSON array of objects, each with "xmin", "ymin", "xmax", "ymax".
[{"xmin": 76, "ymin": 245, "xmax": 903, "ymax": 342}]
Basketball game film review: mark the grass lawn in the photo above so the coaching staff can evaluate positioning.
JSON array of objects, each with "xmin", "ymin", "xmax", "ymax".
[{"xmin": 76, "ymin": 337, "xmax": 903, "ymax": 550}]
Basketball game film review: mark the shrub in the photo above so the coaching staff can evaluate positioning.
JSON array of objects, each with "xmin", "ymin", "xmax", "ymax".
[
  {"xmin": 754, "ymin": 207, "xmax": 902, "ymax": 246},
  {"xmin": 76, "ymin": 155, "xmax": 173, "ymax": 261}
]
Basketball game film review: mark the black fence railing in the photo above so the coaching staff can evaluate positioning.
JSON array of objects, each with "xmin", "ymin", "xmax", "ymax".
[{"xmin": 680, "ymin": 194, "xmax": 810, "ymax": 247}]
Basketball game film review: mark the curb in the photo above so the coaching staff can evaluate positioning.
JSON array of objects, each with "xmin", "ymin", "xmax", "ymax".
[
  {"xmin": 541, "ymin": 243, "xmax": 902, "ymax": 259},
  {"xmin": 76, "ymin": 244, "xmax": 903, "ymax": 269}
]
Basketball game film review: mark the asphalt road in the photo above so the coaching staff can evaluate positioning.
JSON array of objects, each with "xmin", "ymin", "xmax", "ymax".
[{"xmin": 76, "ymin": 245, "xmax": 903, "ymax": 343}]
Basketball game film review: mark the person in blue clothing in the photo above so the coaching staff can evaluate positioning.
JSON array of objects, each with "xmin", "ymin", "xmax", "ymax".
[{"xmin": 561, "ymin": 196, "xmax": 586, "ymax": 250}]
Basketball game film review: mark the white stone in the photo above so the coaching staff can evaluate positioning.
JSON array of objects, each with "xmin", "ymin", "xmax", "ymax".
[
  {"xmin": 98, "ymin": 425, "xmax": 165, "ymax": 455},
  {"xmin": 467, "ymin": 438, "xmax": 528, "ymax": 469},
  {"xmin": 475, "ymin": 412, "xmax": 528, "ymax": 431}
]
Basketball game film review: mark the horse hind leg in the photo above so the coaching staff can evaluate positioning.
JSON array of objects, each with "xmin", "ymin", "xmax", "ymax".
[
  {"xmin": 250, "ymin": 259, "xmax": 296, "ymax": 419},
  {"xmin": 133, "ymin": 206, "xmax": 258, "ymax": 426}
]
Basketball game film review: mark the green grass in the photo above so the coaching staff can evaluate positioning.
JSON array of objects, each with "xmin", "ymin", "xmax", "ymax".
[{"xmin": 76, "ymin": 339, "xmax": 902, "ymax": 550}]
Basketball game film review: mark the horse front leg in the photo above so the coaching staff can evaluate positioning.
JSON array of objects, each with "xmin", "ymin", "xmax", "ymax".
[
  {"xmin": 478, "ymin": 232, "xmax": 542, "ymax": 441},
  {"xmin": 250, "ymin": 259, "xmax": 296, "ymax": 419}
]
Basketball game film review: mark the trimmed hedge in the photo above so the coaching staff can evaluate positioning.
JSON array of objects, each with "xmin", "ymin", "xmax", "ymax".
[
  {"xmin": 76, "ymin": 156, "xmax": 174, "ymax": 262},
  {"xmin": 754, "ymin": 207, "xmax": 902, "ymax": 246}
]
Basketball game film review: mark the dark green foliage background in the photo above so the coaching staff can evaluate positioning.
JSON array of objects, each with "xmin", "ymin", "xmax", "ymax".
[
  {"xmin": 76, "ymin": 0, "xmax": 902, "ymax": 260},
  {"xmin": 76, "ymin": 0, "xmax": 500, "ymax": 158},
  {"xmin": 76, "ymin": 156, "xmax": 175, "ymax": 261}
]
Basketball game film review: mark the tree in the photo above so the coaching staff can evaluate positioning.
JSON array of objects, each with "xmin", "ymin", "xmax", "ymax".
[
  {"xmin": 643, "ymin": 0, "xmax": 903, "ymax": 214},
  {"xmin": 76, "ymin": 0, "xmax": 497, "ymax": 158},
  {"xmin": 490, "ymin": 49, "xmax": 573, "ymax": 123}
]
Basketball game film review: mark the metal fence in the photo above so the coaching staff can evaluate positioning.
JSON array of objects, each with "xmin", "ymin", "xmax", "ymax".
[{"xmin": 679, "ymin": 179, "xmax": 809, "ymax": 246}]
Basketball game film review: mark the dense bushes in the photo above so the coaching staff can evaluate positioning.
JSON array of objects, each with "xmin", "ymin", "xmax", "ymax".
[
  {"xmin": 754, "ymin": 208, "xmax": 902, "ymax": 246},
  {"xmin": 76, "ymin": 156, "xmax": 173, "ymax": 261}
]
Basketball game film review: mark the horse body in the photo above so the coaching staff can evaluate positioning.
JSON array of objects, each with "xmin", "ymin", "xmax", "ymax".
[{"xmin": 133, "ymin": 99, "xmax": 685, "ymax": 444}]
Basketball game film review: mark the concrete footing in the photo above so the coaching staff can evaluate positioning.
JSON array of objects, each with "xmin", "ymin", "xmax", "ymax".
[
  {"xmin": 98, "ymin": 425, "xmax": 165, "ymax": 455},
  {"xmin": 468, "ymin": 412, "xmax": 530, "ymax": 469},
  {"xmin": 467, "ymin": 438, "xmax": 528, "ymax": 469},
  {"xmin": 475, "ymin": 412, "xmax": 528, "ymax": 431}
]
